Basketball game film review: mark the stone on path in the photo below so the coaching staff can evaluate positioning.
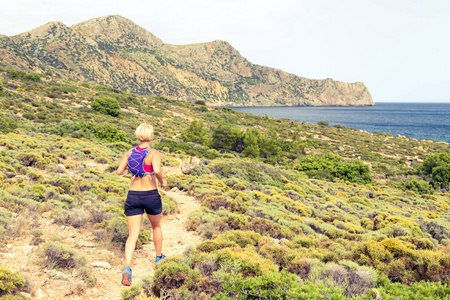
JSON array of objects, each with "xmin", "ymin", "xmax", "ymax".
[
  {"xmin": 90, "ymin": 261, "xmax": 111, "ymax": 269},
  {"xmin": 35, "ymin": 288, "xmax": 45, "ymax": 299}
]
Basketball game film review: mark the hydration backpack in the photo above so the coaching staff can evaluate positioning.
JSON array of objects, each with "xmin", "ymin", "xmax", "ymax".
[{"xmin": 127, "ymin": 148, "xmax": 155, "ymax": 180}]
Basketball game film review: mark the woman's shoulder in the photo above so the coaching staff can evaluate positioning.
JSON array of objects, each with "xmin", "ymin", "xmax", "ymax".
[
  {"xmin": 149, "ymin": 148, "xmax": 161, "ymax": 157},
  {"xmin": 125, "ymin": 148, "xmax": 134, "ymax": 156}
]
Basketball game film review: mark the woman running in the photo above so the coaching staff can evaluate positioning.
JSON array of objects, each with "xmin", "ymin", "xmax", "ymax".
[{"xmin": 116, "ymin": 123, "xmax": 167, "ymax": 286}]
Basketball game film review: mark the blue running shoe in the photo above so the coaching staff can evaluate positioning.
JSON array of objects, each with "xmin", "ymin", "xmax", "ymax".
[
  {"xmin": 155, "ymin": 254, "xmax": 166, "ymax": 263},
  {"xmin": 121, "ymin": 266, "xmax": 132, "ymax": 286}
]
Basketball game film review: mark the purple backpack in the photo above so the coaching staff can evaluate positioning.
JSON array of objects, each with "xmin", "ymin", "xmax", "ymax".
[{"xmin": 127, "ymin": 148, "xmax": 155, "ymax": 180}]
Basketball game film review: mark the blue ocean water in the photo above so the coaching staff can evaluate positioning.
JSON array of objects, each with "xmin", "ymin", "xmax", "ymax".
[{"xmin": 231, "ymin": 103, "xmax": 450, "ymax": 143}]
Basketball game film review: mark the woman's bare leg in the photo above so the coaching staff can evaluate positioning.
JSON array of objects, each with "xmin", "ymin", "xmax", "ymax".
[
  {"xmin": 147, "ymin": 214, "xmax": 162, "ymax": 256},
  {"xmin": 125, "ymin": 214, "xmax": 143, "ymax": 267}
]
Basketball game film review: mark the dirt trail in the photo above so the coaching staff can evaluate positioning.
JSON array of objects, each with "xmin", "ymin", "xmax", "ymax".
[{"xmin": 0, "ymin": 163, "xmax": 202, "ymax": 299}]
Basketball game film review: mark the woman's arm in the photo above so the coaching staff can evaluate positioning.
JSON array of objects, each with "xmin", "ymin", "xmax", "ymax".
[
  {"xmin": 151, "ymin": 151, "xmax": 166, "ymax": 187},
  {"xmin": 117, "ymin": 149, "xmax": 132, "ymax": 176}
]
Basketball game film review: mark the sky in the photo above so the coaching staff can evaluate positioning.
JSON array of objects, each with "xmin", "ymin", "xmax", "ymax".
[{"xmin": 0, "ymin": 0, "xmax": 449, "ymax": 103}]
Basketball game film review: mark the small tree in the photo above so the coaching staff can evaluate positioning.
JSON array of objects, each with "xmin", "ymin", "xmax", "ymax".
[
  {"xmin": 258, "ymin": 134, "xmax": 282, "ymax": 164},
  {"xmin": 181, "ymin": 120, "xmax": 209, "ymax": 146},
  {"xmin": 420, "ymin": 153, "xmax": 450, "ymax": 175},
  {"xmin": 419, "ymin": 153, "xmax": 450, "ymax": 189},
  {"xmin": 431, "ymin": 165, "xmax": 450, "ymax": 190},
  {"xmin": 93, "ymin": 123, "xmax": 127, "ymax": 142},
  {"xmin": 242, "ymin": 128, "xmax": 261, "ymax": 158},
  {"xmin": 23, "ymin": 72, "xmax": 41, "ymax": 82},
  {"xmin": 91, "ymin": 96, "xmax": 120, "ymax": 117},
  {"xmin": 398, "ymin": 177, "xmax": 435, "ymax": 195},
  {"xmin": 211, "ymin": 124, "xmax": 244, "ymax": 152},
  {"xmin": 195, "ymin": 100, "xmax": 206, "ymax": 105}
]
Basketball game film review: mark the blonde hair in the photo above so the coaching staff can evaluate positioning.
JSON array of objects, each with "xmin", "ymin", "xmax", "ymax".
[{"xmin": 135, "ymin": 123, "xmax": 154, "ymax": 142}]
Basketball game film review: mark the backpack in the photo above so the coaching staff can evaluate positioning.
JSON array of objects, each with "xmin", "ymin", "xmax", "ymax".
[{"xmin": 127, "ymin": 147, "xmax": 155, "ymax": 180}]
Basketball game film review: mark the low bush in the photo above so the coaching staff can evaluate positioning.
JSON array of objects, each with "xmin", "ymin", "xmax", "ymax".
[
  {"xmin": 53, "ymin": 208, "xmax": 90, "ymax": 228},
  {"xmin": 39, "ymin": 242, "xmax": 86, "ymax": 269},
  {"xmin": 161, "ymin": 194, "xmax": 178, "ymax": 215},
  {"xmin": 348, "ymin": 196, "xmax": 374, "ymax": 208},
  {"xmin": 78, "ymin": 267, "xmax": 96, "ymax": 287},
  {"xmin": 30, "ymin": 228, "xmax": 44, "ymax": 245},
  {"xmin": 181, "ymin": 120, "xmax": 209, "ymax": 146},
  {"xmin": 152, "ymin": 257, "xmax": 201, "ymax": 297},
  {"xmin": 376, "ymin": 274, "xmax": 450, "ymax": 299},
  {"xmin": 121, "ymin": 285, "xmax": 141, "ymax": 300},
  {"xmin": 296, "ymin": 153, "xmax": 373, "ymax": 184},
  {"xmin": 0, "ymin": 115, "xmax": 18, "ymax": 134},
  {"xmin": 15, "ymin": 152, "xmax": 51, "ymax": 169},
  {"xmin": 398, "ymin": 177, "xmax": 435, "ymax": 195},
  {"xmin": 0, "ymin": 268, "xmax": 26, "ymax": 297},
  {"xmin": 91, "ymin": 96, "xmax": 120, "ymax": 117}
]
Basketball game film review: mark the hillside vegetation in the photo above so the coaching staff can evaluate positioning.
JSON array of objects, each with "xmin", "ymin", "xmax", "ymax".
[{"xmin": 0, "ymin": 67, "xmax": 450, "ymax": 299}]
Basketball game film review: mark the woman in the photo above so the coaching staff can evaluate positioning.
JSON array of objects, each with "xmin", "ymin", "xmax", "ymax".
[{"xmin": 117, "ymin": 123, "xmax": 167, "ymax": 286}]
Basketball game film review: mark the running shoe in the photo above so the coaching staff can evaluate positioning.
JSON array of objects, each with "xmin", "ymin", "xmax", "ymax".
[
  {"xmin": 121, "ymin": 266, "xmax": 132, "ymax": 286},
  {"xmin": 155, "ymin": 254, "xmax": 166, "ymax": 263}
]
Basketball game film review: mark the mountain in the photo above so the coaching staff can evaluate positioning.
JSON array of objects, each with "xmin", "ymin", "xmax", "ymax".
[{"xmin": 0, "ymin": 15, "xmax": 374, "ymax": 106}]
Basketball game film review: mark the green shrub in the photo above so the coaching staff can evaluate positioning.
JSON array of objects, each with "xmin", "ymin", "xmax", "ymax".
[
  {"xmin": 40, "ymin": 242, "xmax": 86, "ymax": 269},
  {"xmin": 15, "ymin": 152, "xmax": 51, "ymax": 169},
  {"xmin": 30, "ymin": 229, "xmax": 44, "ymax": 245},
  {"xmin": 431, "ymin": 165, "xmax": 450, "ymax": 190},
  {"xmin": 108, "ymin": 142, "xmax": 131, "ymax": 151},
  {"xmin": 181, "ymin": 120, "xmax": 209, "ymax": 146},
  {"xmin": 296, "ymin": 153, "xmax": 372, "ymax": 184},
  {"xmin": 420, "ymin": 153, "xmax": 450, "ymax": 189},
  {"xmin": 420, "ymin": 219, "xmax": 450, "ymax": 243},
  {"xmin": 189, "ymin": 162, "xmax": 210, "ymax": 176},
  {"xmin": 348, "ymin": 196, "xmax": 374, "ymax": 208},
  {"xmin": 152, "ymin": 257, "xmax": 201, "ymax": 296},
  {"xmin": 45, "ymin": 176, "xmax": 76, "ymax": 193},
  {"xmin": 376, "ymin": 274, "xmax": 450, "ymax": 299},
  {"xmin": 0, "ymin": 161, "xmax": 16, "ymax": 178},
  {"xmin": 121, "ymin": 285, "xmax": 141, "ymax": 300},
  {"xmin": 154, "ymin": 139, "xmax": 218, "ymax": 159},
  {"xmin": 398, "ymin": 177, "xmax": 435, "ymax": 195},
  {"xmin": 100, "ymin": 216, "xmax": 150, "ymax": 249},
  {"xmin": 243, "ymin": 218, "xmax": 289, "ymax": 239},
  {"xmin": 161, "ymin": 194, "xmax": 178, "ymax": 215},
  {"xmin": 420, "ymin": 153, "xmax": 450, "ymax": 175},
  {"xmin": 92, "ymin": 124, "xmax": 127, "ymax": 142},
  {"xmin": 53, "ymin": 208, "xmax": 90, "ymax": 228},
  {"xmin": 0, "ymin": 115, "xmax": 18, "ymax": 134},
  {"xmin": 23, "ymin": 72, "xmax": 41, "ymax": 82},
  {"xmin": 217, "ymin": 271, "xmax": 300, "ymax": 299},
  {"xmin": 7, "ymin": 69, "xmax": 22, "ymax": 79},
  {"xmin": 78, "ymin": 267, "xmax": 96, "ymax": 287},
  {"xmin": 211, "ymin": 124, "xmax": 244, "ymax": 153},
  {"xmin": 91, "ymin": 96, "xmax": 120, "ymax": 116},
  {"xmin": 0, "ymin": 268, "xmax": 25, "ymax": 297},
  {"xmin": 22, "ymin": 112, "xmax": 35, "ymax": 120}
]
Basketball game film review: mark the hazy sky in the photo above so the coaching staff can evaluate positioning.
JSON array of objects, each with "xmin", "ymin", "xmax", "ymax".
[{"xmin": 1, "ymin": 0, "xmax": 449, "ymax": 102}]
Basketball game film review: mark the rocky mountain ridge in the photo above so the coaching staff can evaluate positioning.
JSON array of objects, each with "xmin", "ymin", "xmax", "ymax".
[{"xmin": 0, "ymin": 15, "xmax": 374, "ymax": 106}]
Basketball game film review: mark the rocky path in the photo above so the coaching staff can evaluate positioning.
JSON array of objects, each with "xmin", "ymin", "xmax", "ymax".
[{"xmin": 0, "ymin": 164, "xmax": 202, "ymax": 299}]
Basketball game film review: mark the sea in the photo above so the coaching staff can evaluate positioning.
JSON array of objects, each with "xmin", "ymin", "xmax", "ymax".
[{"xmin": 231, "ymin": 102, "xmax": 450, "ymax": 143}]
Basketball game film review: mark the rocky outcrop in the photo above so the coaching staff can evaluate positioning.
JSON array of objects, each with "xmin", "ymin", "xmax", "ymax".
[{"xmin": 0, "ymin": 15, "xmax": 374, "ymax": 106}]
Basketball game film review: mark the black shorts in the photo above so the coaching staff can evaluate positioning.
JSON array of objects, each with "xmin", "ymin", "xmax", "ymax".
[{"xmin": 124, "ymin": 189, "xmax": 162, "ymax": 216}]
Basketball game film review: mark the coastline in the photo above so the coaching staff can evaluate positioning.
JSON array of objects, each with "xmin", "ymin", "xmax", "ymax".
[{"xmin": 230, "ymin": 103, "xmax": 450, "ymax": 143}]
